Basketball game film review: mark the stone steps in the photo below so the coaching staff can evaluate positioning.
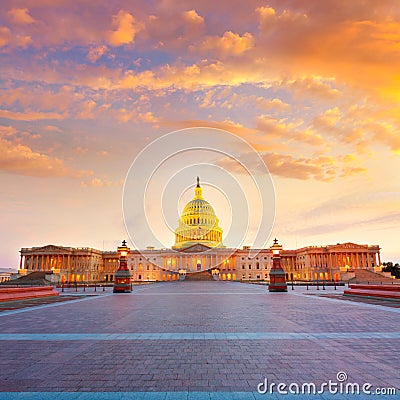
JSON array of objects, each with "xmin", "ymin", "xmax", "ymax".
[
  {"xmin": 349, "ymin": 269, "xmax": 395, "ymax": 284},
  {"xmin": 184, "ymin": 270, "xmax": 214, "ymax": 281}
]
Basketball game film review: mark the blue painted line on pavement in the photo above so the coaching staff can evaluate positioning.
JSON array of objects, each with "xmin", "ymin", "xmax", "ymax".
[
  {"xmin": 0, "ymin": 391, "xmax": 394, "ymax": 400},
  {"xmin": 0, "ymin": 331, "xmax": 399, "ymax": 341}
]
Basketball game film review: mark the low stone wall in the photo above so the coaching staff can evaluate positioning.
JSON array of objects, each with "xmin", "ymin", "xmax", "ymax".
[
  {"xmin": 0, "ymin": 286, "xmax": 59, "ymax": 302},
  {"xmin": 344, "ymin": 283, "xmax": 400, "ymax": 301}
]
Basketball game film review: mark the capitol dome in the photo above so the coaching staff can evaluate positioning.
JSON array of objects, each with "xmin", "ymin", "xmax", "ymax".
[{"xmin": 173, "ymin": 177, "xmax": 224, "ymax": 250}]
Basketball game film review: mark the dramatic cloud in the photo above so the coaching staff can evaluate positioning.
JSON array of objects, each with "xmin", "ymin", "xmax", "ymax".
[
  {"xmin": 182, "ymin": 10, "xmax": 204, "ymax": 27},
  {"xmin": 87, "ymin": 45, "xmax": 108, "ymax": 62},
  {"xmin": 216, "ymin": 151, "xmax": 336, "ymax": 181},
  {"xmin": 107, "ymin": 10, "xmax": 141, "ymax": 46},
  {"xmin": 0, "ymin": 27, "xmax": 11, "ymax": 47},
  {"xmin": 163, "ymin": 118, "xmax": 256, "ymax": 137},
  {"xmin": 256, "ymin": 98, "xmax": 289, "ymax": 111},
  {"xmin": 7, "ymin": 8, "xmax": 35, "ymax": 25},
  {"xmin": 0, "ymin": 0, "xmax": 399, "ymax": 266},
  {"xmin": 197, "ymin": 31, "xmax": 254, "ymax": 57},
  {"xmin": 0, "ymin": 137, "xmax": 89, "ymax": 178},
  {"xmin": 0, "ymin": 109, "xmax": 66, "ymax": 121}
]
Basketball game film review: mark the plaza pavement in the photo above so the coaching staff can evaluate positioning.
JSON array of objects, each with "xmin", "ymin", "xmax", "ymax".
[{"xmin": 0, "ymin": 281, "xmax": 399, "ymax": 399}]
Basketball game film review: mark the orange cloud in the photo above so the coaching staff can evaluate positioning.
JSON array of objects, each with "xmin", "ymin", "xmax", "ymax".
[
  {"xmin": 256, "ymin": 98, "xmax": 289, "ymax": 111},
  {"xmin": 43, "ymin": 125, "xmax": 62, "ymax": 132},
  {"xmin": 311, "ymin": 102, "xmax": 400, "ymax": 154},
  {"xmin": 255, "ymin": 115, "xmax": 325, "ymax": 148},
  {"xmin": 87, "ymin": 45, "xmax": 108, "ymax": 62},
  {"xmin": 163, "ymin": 118, "xmax": 256, "ymax": 137},
  {"xmin": 0, "ymin": 137, "xmax": 90, "ymax": 178},
  {"xmin": 0, "ymin": 109, "xmax": 66, "ymax": 121},
  {"xmin": 117, "ymin": 60, "xmax": 275, "ymax": 91},
  {"xmin": 217, "ymin": 150, "xmax": 335, "ymax": 181},
  {"xmin": 365, "ymin": 121, "xmax": 400, "ymax": 154},
  {"xmin": 262, "ymin": 152, "xmax": 333, "ymax": 181},
  {"xmin": 182, "ymin": 10, "xmax": 204, "ymax": 26},
  {"xmin": 196, "ymin": 31, "xmax": 254, "ymax": 57},
  {"xmin": 255, "ymin": 115, "xmax": 289, "ymax": 137},
  {"xmin": 256, "ymin": 5, "xmax": 308, "ymax": 33},
  {"xmin": 7, "ymin": 8, "xmax": 35, "ymax": 25},
  {"xmin": 0, "ymin": 125, "xmax": 17, "ymax": 138},
  {"xmin": 107, "ymin": 10, "xmax": 141, "ymax": 46},
  {"xmin": 80, "ymin": 177, "xmax": 123, "ymax": 188},
  {"xmin": 138, "ymin": 111, "xmax": 159, "ymax": 124},
  {"xmin": 0, "ymin": 27, "xmax": 11, "ymax": 47},
  {"xmin": 284, "ymin": 77, "xmax": 341, "ymax": 100}
]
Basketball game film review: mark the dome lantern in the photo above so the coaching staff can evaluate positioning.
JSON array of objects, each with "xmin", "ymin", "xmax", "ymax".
[{"xmin": 194, "ymin": 176, "xmax": 203, "ymax": 199}]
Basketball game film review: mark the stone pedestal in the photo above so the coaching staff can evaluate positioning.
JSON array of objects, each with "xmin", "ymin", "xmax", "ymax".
[
  {"xmin": 113, "ymin": 241, "xmax": 132, "ymax": 293},
  {"xmin": 268, "ymin": 260, "xmax": 288, "ymax": 292},
  {"xmin": 268, "ymin": 239, "xmax": 287, "ymax": 292}
]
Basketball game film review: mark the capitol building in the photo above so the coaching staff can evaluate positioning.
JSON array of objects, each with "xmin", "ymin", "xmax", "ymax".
[{"xmin": 19, "ymin": 178, "xmax": 382, "ymax": 283}]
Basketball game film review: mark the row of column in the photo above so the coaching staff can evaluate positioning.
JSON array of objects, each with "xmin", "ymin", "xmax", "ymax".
[
  {"xmin": 22, "ymin": 254, "xmax": 71, "ymax": 271},
  {"xmin": 306, "ymin": 251, "xmax": 379, "ymax": 270},
  {"xmin": 21, "ymin": 254, "xmax": 102, "ymax": 272}
]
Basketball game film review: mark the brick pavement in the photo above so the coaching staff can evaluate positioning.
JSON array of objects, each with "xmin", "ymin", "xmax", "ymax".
[{"xmin": 0, "ymin": 281, "xmax": 399, "ymax": 399}]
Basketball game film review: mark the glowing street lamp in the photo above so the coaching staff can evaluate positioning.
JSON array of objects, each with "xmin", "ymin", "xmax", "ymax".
[
  {"xmin": 113, "ymin": 240, "xmax": 132, "ymax": 293},
  {"xmin": 212, "ymin": 268, "xmax": 220, "ymax": 280},
  {"xmin": 268, "ymin": 238, "xmax": 287, "ymax": 292},
  {"xmin": 178, "ymin": 269, "xmax": 186, "ymax": 281}
]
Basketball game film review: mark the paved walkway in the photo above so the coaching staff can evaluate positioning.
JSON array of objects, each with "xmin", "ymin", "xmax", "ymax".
[{"xmin": 0, "ymin": 281, "xmax": 399, "ymax": 399}]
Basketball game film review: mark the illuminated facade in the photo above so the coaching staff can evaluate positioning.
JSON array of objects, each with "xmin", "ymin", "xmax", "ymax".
[{"xmin": 18, "ymin": 178, "xmax": 382, "ymax": 283}]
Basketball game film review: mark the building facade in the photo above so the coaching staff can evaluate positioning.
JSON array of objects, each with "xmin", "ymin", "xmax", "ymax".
[{"xmin": 18, "ymin": 179, "xmax": 381, "ymax": 283}]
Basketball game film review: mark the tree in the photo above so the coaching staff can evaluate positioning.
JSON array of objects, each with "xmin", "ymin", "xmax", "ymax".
[{"xmin": 382, "ymin": 262, "xmax": 400, "ymax": 279}]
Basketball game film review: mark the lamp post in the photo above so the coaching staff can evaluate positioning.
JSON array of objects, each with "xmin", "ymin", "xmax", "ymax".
[
  {"xmin": 178, "ymin": 269, "xmax": 186, "ymax": 281},
  {"xmin": 113, "ymin": 240, "xmax": 132, "ymax": 293},
  {"xmin": 212, "ymin": 268, "xmax": 220, "ymax": 281},
  {"xmin": 268, "ymin": 238, "xmax": 287, "ymax": 292}
]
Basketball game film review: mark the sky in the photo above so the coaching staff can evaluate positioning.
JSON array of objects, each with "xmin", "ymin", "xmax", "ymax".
[{"xmin": 1, "ymin": 0, "xmax": 400, "ymax": 268}]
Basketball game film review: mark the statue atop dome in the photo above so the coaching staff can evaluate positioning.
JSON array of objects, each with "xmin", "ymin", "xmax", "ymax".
[{"xmin": 172, "ymin": 177, "xmax": 224, "ymax": 251}]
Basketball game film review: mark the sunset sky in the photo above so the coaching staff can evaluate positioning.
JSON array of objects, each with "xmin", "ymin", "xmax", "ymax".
[{"xmin": 1, "ymin": 0, "xmax": 400, "ymax": 268}]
